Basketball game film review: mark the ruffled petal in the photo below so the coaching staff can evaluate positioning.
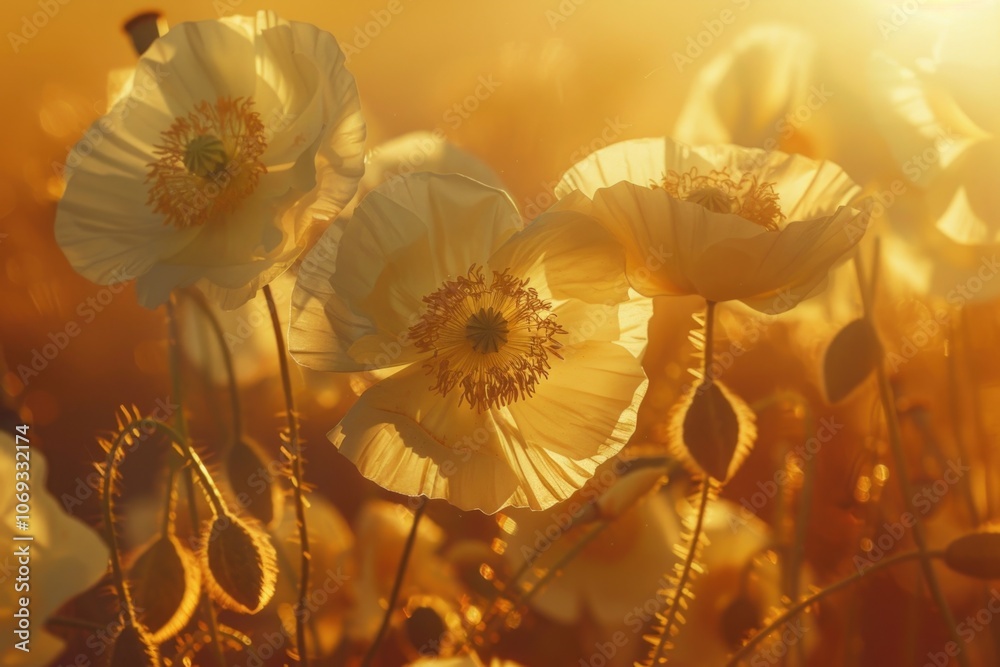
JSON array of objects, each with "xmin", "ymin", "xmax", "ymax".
[
  {"xmin": 587, "ymin": 180, "xmax": 761, "ymax": 298},
  {"xmin": 289, "ymin": 218, "xmax": 397, "ymax": 372},
  {"xmin": 555, "ymin": 136, "xmax": 667, "ymax": 199},
  {"xmin": 495, "ymin": 339, "xmax": 648, "ymax": 510},
  {"xmin": 693, "ymin": 205, "xmax": 869, "ymax": 311},
  {"xmin": 329, "ymin": 363, "xmax": 522, "ymax": 514}
]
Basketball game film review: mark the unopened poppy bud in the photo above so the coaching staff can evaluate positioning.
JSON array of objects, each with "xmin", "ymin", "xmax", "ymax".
[
  {"xmin": 226, "ymin": 438, "xmax": 279, "ymax": 528},
  {"xmin": 129, "ymin": 534, "xmax": 201, "ymax": 642},
  {"xmin": 720, "ymin": 594, "xmax": 762, "ymax": 650},
  {"xmin": 668, "ymin": 381, "xmax": 756, "ymax": 482},
  {"xmin": 944, "ymin": 531, "xmax": 1000, "ymax": 580},
  {"xmin": 109, "ymin": 623, "xmax": 160, "ymax": 667},
  {"xmin": 201, "ymin": 513, "xmax": 277, "ymax": 614}
]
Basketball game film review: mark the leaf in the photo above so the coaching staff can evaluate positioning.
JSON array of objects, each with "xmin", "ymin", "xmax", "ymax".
[
  {"xmin": 944, "ymin": 532, "xmax": 1000, "ymax": 580},
  {"xmin": 822, "ymin": 318, "xmax": 882, "ymax": 403}
]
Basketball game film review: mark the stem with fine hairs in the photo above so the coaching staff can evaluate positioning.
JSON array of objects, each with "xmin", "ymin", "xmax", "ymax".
[
  {"xmin": 645, "ymin": 299, "xmax": 719, "ymax": 666},
  {"xmin": 263, "ymin": 284, "xmax": 311, "ymax": 666},
  {"xmin": 647, "ymin": 478, "xmax": 712, "ymax": 666}
]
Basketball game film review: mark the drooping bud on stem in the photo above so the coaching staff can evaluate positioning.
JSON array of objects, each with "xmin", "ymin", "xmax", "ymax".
[
  {"xmin": 129, "ymin": 534, "xmax": 202, "ymax": 643},
  {"xmin": 109, "ymin": 623, "xmax": 160, "ymax": 667},
  {"xmin": 200, "ymin": 513, "xmax": 278, "ymax": 614}
]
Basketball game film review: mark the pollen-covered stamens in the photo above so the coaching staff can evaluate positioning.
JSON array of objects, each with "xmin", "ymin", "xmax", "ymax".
[
  {"xmin": 409, "ymin": 266, "xmax": 566, "ymax": 412},
  {"xmin": 147, "ymin": 96, "xmax": 267, "ymax": 229},
  {"xmin": 656, "ymin": 167, "xmax": 784, "ymax": 231}
]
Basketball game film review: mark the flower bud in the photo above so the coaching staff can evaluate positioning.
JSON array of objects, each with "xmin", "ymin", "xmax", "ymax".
[
  {"xmin": 129, "ymin": 534, "xmax": 201, "ymax": 642},
  {"xmin": 668, "ymin": 381, "xmax": 756, "ymax": 482},
  {"xmin": 944, "ymin": 531, "xmax": 1000, "ymax": 580},
  {"xmin": 201, "ymin": 513, "xmax": 277, "ymax": 614},
  {"xmin": 226, "ymin": 438, "xmax": 279, "ymax": 528},
  {"xmin": 109, "ymin": 623, "xmax": 160, "ymax": 667}
]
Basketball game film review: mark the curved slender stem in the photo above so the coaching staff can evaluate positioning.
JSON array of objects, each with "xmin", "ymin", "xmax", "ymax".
[
  {"xmin": 725, "ymin": 549, "xmax": 946, "ymax": 666},
  {"xmin": 101, "ymin": 419, "xmax": 149, "ymax": 629},
  {"xmin": 854, "ymin": 254, "xmax": 970, "ymax": 667},
  {"xmin": 263, "ymin": 284, "xmax": 311, "ymax": 666},
  {"xmin": 100, "ymin": 415, "xmax": 227, "ymax": 623},
  {"xmin": 181, "ymin": 287, "xmax": 244, "ymax": 442},
  {"xmin": 166, "ymin": 297, "xmax": 227, "ymax": 667},
  {"xmin": 647, "ymin": 479, "xmax": 712, "ymax": 666},
  {"xmin": 361, "ymin": 498, "xmax": 427, "ymax": 667},
  {"xmin": 518, "ymin": 520, "xmax": 609, "ymax": 607},
  {"xmin": 160, "ymin": 465, "xmax": 177, "ymax": 540}
]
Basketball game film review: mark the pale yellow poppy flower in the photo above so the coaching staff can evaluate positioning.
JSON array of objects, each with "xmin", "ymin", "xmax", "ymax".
[
  {"xmin": 556, "ymin": 137, "xmax": 868, "ymax": 313},
  {"xmin": 55, "ymin": 11, "xmax": 365, "ymax": 309},
  {"xmin": 0, "ymin": 434, "xmax": 110, "ymax": 667},
  {"xmin": 673, "ymin": 24, "xmax": 823, "ymax": 157},
  {"xmin": 347, "ymin": 131, "xmax": 507, "ymax": 219},
  {"xmin": 289, "ymin": 173, "xmax": 649, "ymax": 512},
  {"xmin": 869, "ymin": 4, "xmax": 1000, "ymax": 303}
]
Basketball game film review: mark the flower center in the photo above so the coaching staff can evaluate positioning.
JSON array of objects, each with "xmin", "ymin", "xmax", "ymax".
[
  {"xmin": 685, "ymin": 186, "xmax": 736, "ymax": 214},
  {"xmin": 147, "ymin": 96, "xmax": 267, "ymax": 229},
  {"xmin": 408, "ymin": 266, "xmax": 565, "ymax": 412},
  {"xmin": 656, "ymin": 167, "xmax": 784, "ymax": 231},
  {"xmin": 465, "ymin": 306, "xmax": 510, "ymax": 354}
]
